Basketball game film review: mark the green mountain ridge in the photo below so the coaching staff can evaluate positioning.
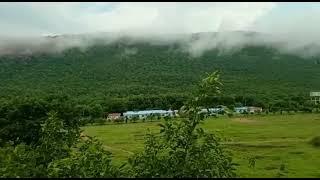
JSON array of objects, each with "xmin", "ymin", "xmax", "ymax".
[{"xmin": 1, "ymin": 37, "xmax": 320, "ymax": 106}]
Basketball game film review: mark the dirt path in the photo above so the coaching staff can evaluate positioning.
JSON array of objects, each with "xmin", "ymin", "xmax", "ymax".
[
  {"xmin": 232, "ymin": 118, "xmax": 257, "ymax": 123},
  {"xmin": 223, "ymin": 139, "xmax": 307, "ymax": 144},
  {"xmin": 103, "ymin": 145, "xmax": 134, "ymax": 155},
  {"xmin": 222, "ymin": 139, "xmax": 307, "ymax": 148}
]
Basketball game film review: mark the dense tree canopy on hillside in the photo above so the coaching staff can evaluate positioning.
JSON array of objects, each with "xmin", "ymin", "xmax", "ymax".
[{"xmin": 0, "ymin": 38, "xmax": 319, "ymax": 113}]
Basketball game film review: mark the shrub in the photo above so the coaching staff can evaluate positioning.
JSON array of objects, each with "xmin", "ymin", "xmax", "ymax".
[
  {"xmin": 96, "ymin": 118, "xmax": 106, "ymax": 125},
  {"xmin": 0, "ymin": 112, "xmax": 120, "ymax": 178},
  {"xmin": 310, "ymin": 136, "xmax": 320, "ymax": 147},
  {"xmin": 48, "ymin": 137, "xmax": 120, "ymax": 178},
  {"xmin": 227, "ymin": 113, "xmax": 234, "ymax": 118},
  {"xmin": 211, "ymin": 113, "xmax": 218, "ymax": 118},
  {"xmin": 242, "ymin": 111, "xmax": 248, "ymax": 115},
  {"xmin": 127, "ymin": 118, "xmax": 237, "ymax": 178},
  {"xmin": 0, "ymin": 112, "xmax": 79, "ymax": 177},
  {"xmin": 114, "ymin": 118, "xmax": 124, "ymax": 123}
]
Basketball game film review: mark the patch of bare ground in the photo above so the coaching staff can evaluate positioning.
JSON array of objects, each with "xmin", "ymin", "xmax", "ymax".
[{"xmin": 232, "ymin": 118, "xmax": 257, "ymax": 124}]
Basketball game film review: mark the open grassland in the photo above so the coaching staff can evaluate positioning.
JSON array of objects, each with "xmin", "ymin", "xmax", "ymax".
[{"xmin": 83, "ymin": 113, "xmax": 320, "ymax": 177}]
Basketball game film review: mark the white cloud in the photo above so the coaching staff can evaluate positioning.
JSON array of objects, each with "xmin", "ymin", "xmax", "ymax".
[
  {"xmin": 2, "ymin": 2, "xmax": 320, "ymax": 57},
  {"xmin": 0, "ymin": 2, "xmax": 277, "ymax": 36}
]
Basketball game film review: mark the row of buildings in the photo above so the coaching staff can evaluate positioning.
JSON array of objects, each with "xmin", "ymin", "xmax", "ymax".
[
  {"xmin": 107, "ymin": 109, "xmax": 178, "ymax": 121},
  {"xmin": 234, "ymin": 106, "xmax": 262, "ymax": 114},
  {"xmin": 123, "ymin": 110, "xmax": 178, "ymax": 119},
  {"xmin": 107, "ymin": 106, "xmax": 262, "ymax": 121}
]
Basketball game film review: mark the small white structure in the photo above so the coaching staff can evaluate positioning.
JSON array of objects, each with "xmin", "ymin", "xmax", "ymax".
[
  {"xmin": 107, "ymin": 113, "xmax": 122, "ymax": 120},
  {"xmin": 310, "ymin": 92, "xmax": 320, "ymax": 104}
]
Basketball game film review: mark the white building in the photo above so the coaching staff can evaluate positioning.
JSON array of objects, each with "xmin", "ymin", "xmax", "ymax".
[
  {"xmin": 199, "ymin": 107, "xmax": 224, "ymax": 115},
  {"xmin": 310, "ymin": 92, "xmax": 320, "ymax": 104}
]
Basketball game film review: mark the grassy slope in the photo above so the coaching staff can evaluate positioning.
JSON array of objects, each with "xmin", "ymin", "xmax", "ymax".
[{"xmin": 83, "ymin": 113, "xmax": 320, "ymax": 177}]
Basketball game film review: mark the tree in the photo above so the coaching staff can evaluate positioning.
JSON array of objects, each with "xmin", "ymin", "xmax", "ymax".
[
  {"xmin": 127, "ymin": 71, "xmax": 237, "ymax": 178},
  {"xmin": 132, "ymin": 116, "xmax": 139, "ymax": 123},
  {"xmin": 196, "ymin": 71, "xmax": 223, "ymax": 111},
  {"xmin": 90, "ymin": 103, "xmax": 103, "ymax": 118},
  {"xmin": 36, "ymin": 112, "xmax": 79, "ymax": 165},
  {"xmin": 0, "ymin": 111, "xmax": 119, "ymax": 178},
  {"xmin": 0, "ymin": 111, "xmax": 79, "ymax": 177},
  {"xmin": 48, "ymin": 137, "xmax": 120, "ymax": 178},
  {"xmin": 301, "ymin": 100, "xmax": 314, "ymax": 113}
]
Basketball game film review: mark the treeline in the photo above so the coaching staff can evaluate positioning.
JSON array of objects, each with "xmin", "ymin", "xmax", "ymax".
[
  {"xmin": 1, "ymin": 93, "xmax": 316, "ymax": 121},
  {"xmin": 1, "ymin": 92, "xmax": 317, "ymax": 131}
]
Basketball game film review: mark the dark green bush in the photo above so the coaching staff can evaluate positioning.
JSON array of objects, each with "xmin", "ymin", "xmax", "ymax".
[
  {"xmin": 310, "ymin": 136, "xmax": 320, "ymax": 147},
  {"xmin": 227, "ymin": 113, "xmax": 234, "ymax": 117}
]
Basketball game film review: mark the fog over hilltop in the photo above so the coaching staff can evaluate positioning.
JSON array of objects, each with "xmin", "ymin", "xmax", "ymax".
[{"xmin": 1, "ymin": 2, "xmax": 320, "ymax": 57}]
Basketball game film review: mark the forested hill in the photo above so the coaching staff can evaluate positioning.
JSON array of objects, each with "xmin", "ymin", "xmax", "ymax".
[{"xmin": 1, "ymin": 35, "xmax": 320, "ymax": 108}]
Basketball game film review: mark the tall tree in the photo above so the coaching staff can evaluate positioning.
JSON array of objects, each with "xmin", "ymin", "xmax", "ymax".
[{"xmin": 196, "ymin": 71, "xmax": 223, "ymax": 115}]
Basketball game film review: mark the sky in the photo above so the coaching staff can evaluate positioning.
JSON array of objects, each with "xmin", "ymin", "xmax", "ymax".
[
  {"xmin": 1, "ymin": 2, "xmax": 320, "ymax": 57},
  {"xmin": 1, "ymin": 2, "xmax": 320, "ymax": 36}
]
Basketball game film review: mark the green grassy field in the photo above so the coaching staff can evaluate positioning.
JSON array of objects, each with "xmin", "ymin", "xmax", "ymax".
[{"xmin": 83, "ymin": 113, "xmax": 320, "ymax": 178}]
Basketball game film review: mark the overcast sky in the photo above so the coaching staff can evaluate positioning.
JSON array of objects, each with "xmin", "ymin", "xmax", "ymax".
[
  {"xmin": 0, "ymin": 2, "xmax": 319, "ymax": 37},
  {"xmin": 2, "ymin": 2, "xmax": 320, "ymax": 57}
]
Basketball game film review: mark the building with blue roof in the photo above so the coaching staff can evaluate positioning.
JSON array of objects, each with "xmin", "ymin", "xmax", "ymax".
[{"xmin": 123, "ymin": 109, "xmax": 177, "ymax": 119}]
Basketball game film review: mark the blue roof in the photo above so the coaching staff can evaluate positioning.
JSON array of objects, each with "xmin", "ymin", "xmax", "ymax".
[{"xmin": 123, "ymin": 109, "xmax": 174, "ymax": 116}]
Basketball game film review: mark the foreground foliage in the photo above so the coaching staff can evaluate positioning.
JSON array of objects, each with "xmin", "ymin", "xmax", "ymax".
[
  {"xmin": 128, "ymin": 71, "xmax": 237, "ymax": 178},
  {"xmin": 0, "ymin": 112, "xmax": 119, "ymax": 178}
]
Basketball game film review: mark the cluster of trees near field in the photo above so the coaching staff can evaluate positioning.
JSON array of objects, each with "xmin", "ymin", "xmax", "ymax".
[
  {"xmin": 0, "ymin": 71, "xmax": 240, "ymax": 178},
  {"xmin": 0, "ymin": 90, "xmax": 318, "ymax": 129}
]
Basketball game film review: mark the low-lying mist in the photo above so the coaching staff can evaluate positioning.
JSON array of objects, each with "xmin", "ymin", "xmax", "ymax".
[{"xmin": 0, "ymin": 31, "xmax": 320, "ymax": 58}]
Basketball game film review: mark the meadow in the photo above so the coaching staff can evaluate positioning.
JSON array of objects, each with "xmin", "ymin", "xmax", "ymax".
[{"xmin": 83, "ymin": 113, "xmax": 320, "ymax": 178}]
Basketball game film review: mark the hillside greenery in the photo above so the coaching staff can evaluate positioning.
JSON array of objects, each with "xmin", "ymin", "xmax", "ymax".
[{"xmin": 1, "ymin": 41, "xmax": 320, "ymax": 113}]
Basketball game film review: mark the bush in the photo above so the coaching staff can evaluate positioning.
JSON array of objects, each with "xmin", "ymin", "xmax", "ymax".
[
  {"xmin": 310, "ymin": 136, "xmax": 320, "ymax": 147},
  {"xmin": 0, "ymin": 112, "xmax": 120, "ymax": 178},
  {"xmin": 96, "ymin": 118, "xmax": 106, "ymax": 125},
  {"xmin": 128, "ymin": 118, "xmax": 237, "ymax": 178},
  {"xmin": 211, "ymin": 113, "xmax": 218, "ymax": 118},
  {"xmin": 114, "ymin": 118, "xmax": 124, "ymax": 123},
  {"xmin": 242, "ymin": 111, "xmax": 248, "ymax": 115},
  {"xmin": 48, "ymin": 137, "xmax": 120, "ymax": 178},
  {"xmin": 227, "ymin": 113, "xmax": 234, "ymax": 118},
  {"xmin": 0, "ymin": 112, "xmax": 79, "ymax": 177}
]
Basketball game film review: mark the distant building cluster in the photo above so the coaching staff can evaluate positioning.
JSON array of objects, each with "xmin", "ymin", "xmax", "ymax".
[
  {"xmin": 199, "ymin": 108, "xmax": 224, "ymax": 115},
  {"xmin": 310, "ymin": 92, "xmax": 320, "ymax": 104},
  {"xmin": 234, "ymin": 106, "xmax": 262, "ymax": 114},
  {"xmin": 107, "ymin": 109, "xmax": 178, "ymax": 121},
  {"xmin": 106, "ymin": 106, "xmax": 263, "ymax": 122},
  {"xmin": 123, "ymin": 110, "xmax": 178, "ymax": 120}
]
